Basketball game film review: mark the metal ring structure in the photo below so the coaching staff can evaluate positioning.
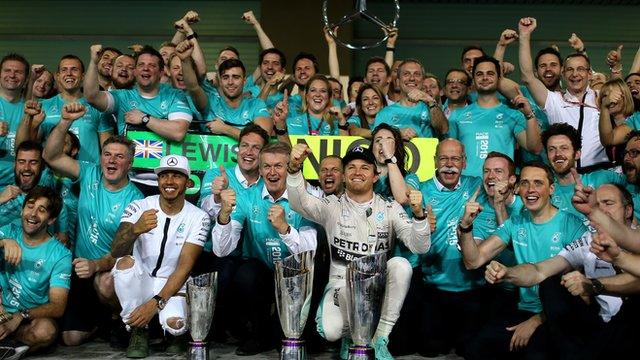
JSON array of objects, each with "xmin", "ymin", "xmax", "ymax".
[{"xmin": 322, "ymin": 0, "xmax": 400, "ymax": 50}]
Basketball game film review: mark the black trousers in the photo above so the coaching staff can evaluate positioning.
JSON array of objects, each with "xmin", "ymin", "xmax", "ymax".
[
  {"xmin": 388, "ymin": 266, "xmax": 423, "ymax": 356},
  {"xmin": 418, "ymin": 285, "xmax": 491, "ymax": 357}
]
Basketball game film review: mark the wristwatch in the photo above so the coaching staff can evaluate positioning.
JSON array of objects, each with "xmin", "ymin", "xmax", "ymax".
[
  {"xmin": 274, "ymin": 127, "xmax": 288, "ymax": 136},
  {"xmin": 385, "ymin": 156, "xmax": 397, "ymax": 164},
  {"xmin": 590, "ymin": 278, "xmax": 605, "ymax": 295},
  {"xmin": 141, "ymin": 114, "xmax": 151, "ymax": 127},
  {"xmin": 153, "ymin": 295, "xmax": 167, "ymax": 310},
  {"xmin": 20, "ymin": 309, "xmax": 30, "ymax": 321}
]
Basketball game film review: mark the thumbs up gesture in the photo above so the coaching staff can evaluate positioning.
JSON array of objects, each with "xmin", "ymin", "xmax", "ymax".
[{"xmin": 212, "ymin": 164, "xmax": 230, "ymax": 203}]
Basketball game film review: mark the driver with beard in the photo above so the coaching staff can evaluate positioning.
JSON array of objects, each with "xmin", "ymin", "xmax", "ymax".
[{"xmin": 0, "ymin": 140, "xmax": 67, "ymax": 234}]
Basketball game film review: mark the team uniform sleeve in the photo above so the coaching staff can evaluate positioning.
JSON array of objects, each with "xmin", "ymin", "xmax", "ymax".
[
  {"xmin": 391, "ymin": 201, "xmax": 431, "ymax": 254},
  {"xmin": 557, "ymin": 231, "xmax": 591, "ymax": 269},
  {"xmin": 49, "ymin": 250, "xmax": 72, "ymax": 289},
  {"xmin": 104, "ymin": 90, "xmax": 119, "ymax": 114},
  {"xmin": 210, "ymin": 203, "xmax": 246, "ymax": 257},
  {"xmin": 447, "ymin": 110, "xmax": 459, "ymax": 138},
  {"xmin": 405, "ymin": 173, "xmax": 420, "ymax": 189},
  {"xmin": 493, "ymin": 220, "xmax": 513, "ymax": 245},
  {"xmin": 286, "ymin": 171, "xmax": 330, "ymax": 225},
  {"xmin": 512, "ymin": 110, "xmax": 527, "ymax": 136},
  {"xmin": 120, "ymin": 199, "xmax": 145, "ymax": 224},
  {"xmin": 624, "ymin": 112, "xmax": 640, "ymax": 130},
  {"xmin": 279, "ymin": 218, "xmax": 317, "ymax": 254},
  {"xmin": 252, "ymin": 98, "xmax": 270, "ymax": 119},
  {"xmin": 167, "ymin": 91, "xmax": 194, "ymax": 122},
  {"xmin": 97, "ymin": 109, "xmax": 115, "ymax": 133},
  {"xmin": 185, "ymin": 211, "xmax": 211, "ymax": 248},
  {"xmin": 197, "ymin": 167, "xmax": 221, "ymax": 207}
]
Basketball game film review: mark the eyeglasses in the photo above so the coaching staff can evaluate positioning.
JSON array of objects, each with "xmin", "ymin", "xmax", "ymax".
[{"xmin": 624, "ymin": 149, "xmax": 640, "ymax": 159}]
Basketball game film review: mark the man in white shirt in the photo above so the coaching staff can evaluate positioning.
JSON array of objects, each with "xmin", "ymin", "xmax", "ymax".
[{"xmin": 110, "ymin": 155, "xmax": 210, "ymax": 358}]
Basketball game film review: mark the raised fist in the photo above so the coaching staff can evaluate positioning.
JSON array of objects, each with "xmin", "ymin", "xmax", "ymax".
[
  {"xmin": 133, "ymin": 209, "xmax": 158, "ymax": 235},
  {"xmin": 518, "ymin": 17, "xmax": 537, "ymax": 36},
  {"xmin": 175, "ymin": 40, "xmax": 194, "ymax": 60},
  {"xmin": 499, "ymin": 29, "xmax": 518, "ymax": 46},
  {"xmin": 61, "ymin": 103, "xmax": 87, "ymax": 122},
  {"xmin": 289, "ymin": 143, "xmax": 312, "ymax": 173},
  {"xmin": 90, "ymin": 44, "xmax": 103, "ymax": 64},
  {"xmin": 242, "ymin": 10, "xmax": 257, "ymax": 25}
]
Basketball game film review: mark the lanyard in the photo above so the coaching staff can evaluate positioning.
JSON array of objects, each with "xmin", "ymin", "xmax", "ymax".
[{"xmin": 306, "ymin": 112, "xmax": 324, "ymax": 136}]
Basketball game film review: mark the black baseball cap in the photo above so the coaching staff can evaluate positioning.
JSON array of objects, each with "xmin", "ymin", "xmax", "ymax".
[{"xmin": 342, "ymin": 146, "xmax": 377, "ymax": 168}]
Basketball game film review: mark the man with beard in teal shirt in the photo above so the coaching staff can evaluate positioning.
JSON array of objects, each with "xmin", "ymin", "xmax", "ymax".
[{"xmin": 0, "ymin": 53, "xmax": 28, "ymax": 187}]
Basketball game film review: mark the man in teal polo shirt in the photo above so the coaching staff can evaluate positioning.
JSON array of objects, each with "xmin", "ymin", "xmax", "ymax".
[
  {"xmin": 458, "ymin": 162, "xmax": 588, "ymax": 359},
  {"xmin": 0, "ymin": 53, "xmax": 28, "ymax": 186},
  {"xmin": 43, "ymin": 102, "xmax": 143, "ymax": 346}
]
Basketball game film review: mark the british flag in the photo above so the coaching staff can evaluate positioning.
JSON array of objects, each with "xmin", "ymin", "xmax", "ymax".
[{"xmin": 133, "ymin": 139, "xmax": 164, "ymax": 159}]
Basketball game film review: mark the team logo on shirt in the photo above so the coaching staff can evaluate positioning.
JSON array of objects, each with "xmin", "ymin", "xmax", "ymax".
[
  {"xmin": 462, "ymin": 191, "xmax": 470, "ymax": 200},
  {"xmin": 252, "ymin": 205, "xmax": 260, "ymax": 217},
  {"xmin": 242, "ymin": 110, "xmax": 249, "ymax": 119},
  {"xmin": 129, "ymin": 101, "xmax": 138, "ymax": 108},
  {"xmin": 160, "ymin": 100, "xmax": 168, "ymax": 110},
  {"xmin": 376, "ymin": 211, "xmax": 385, "ymax": 222},
  {"xmin": 35, "ymin": 259, "xmax": 44, "ymax": 269},
  {"xmin": 517, "ymin": 228, "xmax": 527, "ymax": 240},
  {"xmin": 420, "ymin": 111, "xmax": 428, "ymax": 120},
  {"xmin": 551, "ymin": 232, "xmax": 561, "ymax": 243},
  {"xmin": 177, "ymin": 223, "xmax": 185, "ymax": 234}
]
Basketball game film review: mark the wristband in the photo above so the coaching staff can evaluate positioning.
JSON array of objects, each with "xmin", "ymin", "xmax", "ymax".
[
  {"xmin": 287, "ymin": 165, "xmax": 300, "ymax": 174},
  {"xmin": 338, "ymin": 123, "xmax": 350, "ymax": 131},
  {"xmin": 428, "ymin": 102, "xmax": 438, "ymax": 109},
  {"xmin": 458, "ymin": 222, "xmax": 473, "ymax": 233},
  {"xmin": 274, "ymin": 127, "xmax": 288, "ymax": 135},
  {"xmin": 20, "ymin": 309, "xmax": 30, "ymax": 321},
  {"xmin": 577, "ymin": 47, "xmax": 586, "ymax": 53},
  {"xmin": 525, "ymin": 112, "xmax": 536, "ymax": 120},
  {"xmin": 413, "ymin": 211, "xmax": 427, "ymax": 221},
  {"xmin": 386, "ymin": 47, "xmax": 395, "ymax": 52},
  {"xmin": 186, "ymin": 32, "xmax": 198, "ymax": 40}
]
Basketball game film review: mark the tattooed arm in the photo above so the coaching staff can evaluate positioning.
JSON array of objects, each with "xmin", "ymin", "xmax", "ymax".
[{"xmin": 111, "ymin": 208, "xmax": 158, "ymax": 258}]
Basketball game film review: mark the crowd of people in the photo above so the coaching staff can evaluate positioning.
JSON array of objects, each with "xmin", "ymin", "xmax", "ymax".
[{"xmin": 1, "ymin": 8, "xmax": 640, "ymax": 360}]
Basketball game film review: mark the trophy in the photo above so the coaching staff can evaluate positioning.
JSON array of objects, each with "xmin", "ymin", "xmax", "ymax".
[
  {"xmin": 346, "ymin": 253, "xmax": 387, "ymax": 360},
  {"xmin": 274, "ymin": 251, "xmax": 315, "ymax": 360},
  {"xmin": 186, "ymin": 272, "xmax": 218, "ymax": 360}
]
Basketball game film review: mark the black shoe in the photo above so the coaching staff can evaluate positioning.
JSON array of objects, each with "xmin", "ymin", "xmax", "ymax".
[{"xmin": 235, "ymin": 338, "xmax": 271, "ymax": 356}]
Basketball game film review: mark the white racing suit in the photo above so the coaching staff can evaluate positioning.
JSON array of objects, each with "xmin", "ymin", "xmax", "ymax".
[{"xmin": 286, "ymin": 171, "xmax": 431, "ymax": 342}]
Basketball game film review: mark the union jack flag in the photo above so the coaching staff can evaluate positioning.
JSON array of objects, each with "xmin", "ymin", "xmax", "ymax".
[{"xmin": 133, "ymin": 139, "xmax": 164, "ymax": 159}]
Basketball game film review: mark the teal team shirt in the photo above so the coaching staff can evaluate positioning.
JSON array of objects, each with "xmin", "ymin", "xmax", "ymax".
[
  {"xmin": 74, "ymin": 162, "xmax": 143, "ymax": 260},
  {"xmin": 493, "ymin": 210, "xmax": 588, "ymax": 313},
  {"xmin": 243, "ymin": 74, "xmax": 284, "ymax": 110},
  {"xmin": 107, "ymin": 85, "xmax": 192, "ymax": 135},
  {"xmin": 347, "ymin": 115, "xmax": 375, "ymax": 130},
  {"xmin": 0, "ymin": 223, "xmax": 71, "ymax": 313},
  {"xmin": 448, "ymin": 102, "xmax": 526, "ymax": 177},
  {"xmin": 623, "ymin": 111, "xmax": 640, "ymax": 129},
  {"xmin": 39, "ymin": 95, "xmax": 113, "ymax": 163},
  {"xmin": 204, "ymin": 95, "xmax": 270, "ymax": 129},
  {"xmin": 552, "ymin": 170, "xmax": 626, "ymax": 222},
  {"xmin": 420, "ymin": 175, "xmax": 486, "ymax": 292},
  {"xmin": 625, "ymin": 183, "xmax": 640, "ymax": 221},
  {"xmin": 374, "ymin": 101, "xmax": 433, "ymax": 138},
  {"xmin": 286, "ymin": 112, "xmax": 338, "ymax": 136},
  {"xmin": 0, "ymin": 97, "xmax": 25, "ymax": 187},
  {"xmin": 199, "ymin": 164, "xmax": 263, "ymax": 254},
  {"xmin": 229, "ymin": 185, "xmax": 314, "ymax": 269}
]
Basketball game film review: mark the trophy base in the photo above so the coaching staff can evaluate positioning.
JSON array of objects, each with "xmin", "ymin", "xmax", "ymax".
[
  {"xmin": 348, "ymin": 345, "xmax": 375, "ymax": 360},
  {"xmin": 187, "ymin": 341, "xmax": 210, "ymax": 360},
  {"xmin": 280, "ymin": 338, "xmax": 306, "ymax": 360}
]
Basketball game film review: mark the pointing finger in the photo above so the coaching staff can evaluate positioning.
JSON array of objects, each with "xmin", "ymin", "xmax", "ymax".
[{"xmin": 470, "ymin": 187, "xmax": 481, "ymax": 202}]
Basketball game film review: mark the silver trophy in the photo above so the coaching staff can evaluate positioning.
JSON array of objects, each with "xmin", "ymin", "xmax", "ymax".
[
  {"xmin": 275, "ymin": 251, "xmax": 315, "ymax": 360},
  {"xmin": 186, "ymin": 272, "xmax": 218, "ymax": 360},
  {"xmin": 346, "ymin": 253, "xmax": 387, "ymax": 360}
]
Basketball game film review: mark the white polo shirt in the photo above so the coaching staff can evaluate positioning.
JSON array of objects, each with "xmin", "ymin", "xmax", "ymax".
[
  {"xmin": 121, "ymin": 195, "xmax": 210, "ymax": 278},
  {"xmin": 544, "ymin": 88, "xmax": 609, "ymax": 168}
]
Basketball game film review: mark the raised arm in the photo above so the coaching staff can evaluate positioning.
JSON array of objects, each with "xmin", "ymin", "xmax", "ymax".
[
  {"xmin": 323, "ymin": 26, "xmax": 341, "ymax": 80},
  {"xmin": 243, "ymin": 10, "xmax": 274, "ymax": 81},
  {"xmin": 384, "ymin": 27, "xmax": 398, "ymax": 68},
  {"xmin": 630, "ymin": 45, "xmax": 640, "ymax": 74},
  {"xmin": 393, "ymin": 189, "xmax": 431, "ymax": 254},
  {"xmin": 286, "ymin": 144, "xmax": 330, "ymax": 224},
  {"xmin": 111, "ymin": 208, "xmax": 159, "ymax": 258},
  {"xmin": 42, "ymin": 103, "xmax": 84, "ymax": 180},
  {"xmin": 605, "ymin": 45, "xmax": 624, "ymax": 80},
  {"xmin": 494, "ymin": 29, "xmax": 518, "ymax": 62},
  {"xmin": 176, "ymin": 40, "xmax": 209, "ymax": 113},
  {"xmin": 457, "ymin": 188, "xmax": 508, "ymax": 269},
  {"xmin": 513, "ymin": 94, "xmax": 543, "ymax": 154},
  {"xmin": 83, "ymin": 45, "xmax": 112, "ymax": 112},
  {"xmin": 598, "ymin": 86, "xmax": 632, "ymax": 146},
  {"xmin": 518, "ymin": 18, "xmax": 548, "ymax": 107},
  {"xmin": 15, "ymin": 100, "xmax": 45, "ymax": 148},
  {"xmin": 171, "ymin": 11, "xmax": 199, "ymax": 44},
  {"xmin": 174, "ymin": 13, "xmax": 207, "ymax": 78}
]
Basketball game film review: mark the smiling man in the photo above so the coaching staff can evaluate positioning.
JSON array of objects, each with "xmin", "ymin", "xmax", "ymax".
[
  {"xmin": 449, "ymin": 55, "xmax": 542, "ymax": 177},
  {"xmin": 110, "ymin": 54, "xmax": 136, "ymax": 90},
  {"xmin": 212, "ymin": 142, "xmax": 317, "ymax": 355},
  {"xmin": 457, "ymin": 162, "xmax": 587, "ymax": 359},
  {"xmin": 43, "ymin": 102, "xmax": 143, "ymax": 347},
  {"xmin": 178, "ymin": 39, "xmax": 271, "ymax": 139},
  {"xmin": 519, "ymin": 17, "xmax": 608, "ymax": 171},
  {"xmin": 110, "ymin": 155, "xmax": 210, "ymax": 358},
  {"xmin": 287, "ymin": 144, "xmax": 430, "ymax": 360},
  {"xmin": 16, "ymin": 54, "xmax": 113, "ymax": 164},
  {"xmin": 83, "ymin": 44, "xmax": 192, "ymax": 142},
  {"xmin": 0, "ymin": 186, "xmax": 71, "ymax": 354},
  {"xmin": 374, "ymin": 59, "xmax": 448, "ymax": 141}
]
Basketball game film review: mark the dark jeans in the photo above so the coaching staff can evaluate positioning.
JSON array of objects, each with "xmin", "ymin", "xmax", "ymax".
[{"xmin": 418, "ymin": 285, "xmax": 490, "ymax": 357}]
